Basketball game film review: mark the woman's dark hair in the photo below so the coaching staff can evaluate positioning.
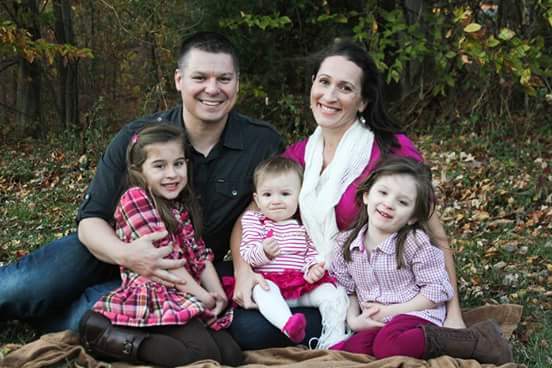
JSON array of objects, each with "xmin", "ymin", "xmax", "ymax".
[
  {"xmin": 342, "ymin": 156, "xmax": 436, "ymax": 268},
  {"xmin": 126, "ymin": 123, "xmax": 202, "ymax": 237},
  {"xmin": 312, "ymin": 39, "xmax": 401, "ymax": 155}
]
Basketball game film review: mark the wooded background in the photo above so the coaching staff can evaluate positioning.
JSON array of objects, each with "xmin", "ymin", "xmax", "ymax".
[
  {"xmin": 1, "ymin": 2, "xmax": 551, "ymax": 365},
  {"xmin": 1, "ymin": 0, "xmax": 550, "ymax": 143}
]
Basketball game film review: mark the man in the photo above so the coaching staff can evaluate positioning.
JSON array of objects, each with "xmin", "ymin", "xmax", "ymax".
[{"xmin": 0, "ymin": 32, "xmax": 320, "ymax": 349}]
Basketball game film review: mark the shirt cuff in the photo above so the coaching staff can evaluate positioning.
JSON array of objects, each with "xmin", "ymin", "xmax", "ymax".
[{"xmin": 420, "ymin": 281, "xmax": 455, "ymax": 304}]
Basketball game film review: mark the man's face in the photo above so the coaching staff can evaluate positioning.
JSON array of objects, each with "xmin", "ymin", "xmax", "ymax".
[{"xmin": 174, "ymin": 49, "xmax": 239, "ymax": 127}]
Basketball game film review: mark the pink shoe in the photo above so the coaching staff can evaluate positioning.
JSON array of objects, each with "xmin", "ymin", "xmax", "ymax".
[{"xmin": 282, "ymin": 313, "xmax": 306, "ymax": 343}]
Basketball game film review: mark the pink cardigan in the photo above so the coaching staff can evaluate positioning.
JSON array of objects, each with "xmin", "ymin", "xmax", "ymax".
[{"xmin": 283, "ymin": 134, "xmax": 422, "ymax": 231}]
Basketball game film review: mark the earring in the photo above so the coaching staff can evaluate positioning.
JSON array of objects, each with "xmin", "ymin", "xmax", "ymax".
[{"xmin": 358, "ymin": 113, "xmax": 366, "ymax": 125}]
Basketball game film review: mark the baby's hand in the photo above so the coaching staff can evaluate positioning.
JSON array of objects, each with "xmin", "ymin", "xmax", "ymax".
[
  {"xmin": 262, "ymin": 237, "xmax": 280, "ymax": 259},
  {"xmin": 304, "ymin": 262, "xmax": 325, "ymax": 284}
]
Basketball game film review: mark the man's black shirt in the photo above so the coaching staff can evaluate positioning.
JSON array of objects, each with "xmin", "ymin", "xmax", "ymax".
[{"xmin": 77, "ymin": 105, "xmax": 283, "ymax": 260}]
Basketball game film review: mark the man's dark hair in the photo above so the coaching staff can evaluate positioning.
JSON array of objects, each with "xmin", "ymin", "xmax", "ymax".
[{"xmin": 177, "ymin": 31, "xmax": 239, "ymax": 75}]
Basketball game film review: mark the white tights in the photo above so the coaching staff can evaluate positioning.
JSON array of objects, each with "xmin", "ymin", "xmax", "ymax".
[{"xmin": 252, "ymin": 280, "xmax": 349, "ymax": 347}]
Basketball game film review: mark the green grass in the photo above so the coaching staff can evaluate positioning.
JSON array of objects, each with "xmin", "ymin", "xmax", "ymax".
[{"xmin": 0, "ymin": 126, "xmax": 550, "ymax": 366}]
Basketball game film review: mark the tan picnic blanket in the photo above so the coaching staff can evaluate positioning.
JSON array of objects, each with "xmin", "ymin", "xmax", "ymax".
[{"xmin": 0, "ymin": 304, "xmax": 524, "ymax": 368}]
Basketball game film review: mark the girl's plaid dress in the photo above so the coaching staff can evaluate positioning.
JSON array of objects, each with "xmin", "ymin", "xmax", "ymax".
[{"xmin": 92, "ymin": 187, "xmax": 232, "ymax": 330}]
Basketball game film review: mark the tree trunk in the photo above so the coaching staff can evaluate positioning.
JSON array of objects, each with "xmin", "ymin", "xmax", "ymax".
[
  {"xmin": 53, "ymin": 0, "xmax": 79, "ymax": 130},
  {"xmin": 402, "ymin": 0, "xmax": 424, "ymax": 98},
  {"xmin": 14, "ymin": 0, "xmax": 43, "ymax": 138}
]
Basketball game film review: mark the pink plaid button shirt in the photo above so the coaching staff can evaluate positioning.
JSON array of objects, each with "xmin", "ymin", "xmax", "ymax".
[{"xmin": 330, "ymin": 225, "xmax": 454, "ymax": 326}]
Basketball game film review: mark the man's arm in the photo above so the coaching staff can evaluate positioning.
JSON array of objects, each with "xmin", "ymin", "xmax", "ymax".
[
  {"xmin": 78, "ymin": 217, "xmax": 184, "ymax": 285},
  {"xmin": 428, "ymin": 211, "xmax": 466, "ymax": 328}
]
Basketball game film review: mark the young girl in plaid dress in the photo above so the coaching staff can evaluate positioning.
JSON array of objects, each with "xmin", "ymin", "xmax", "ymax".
[
  {"xmin": 330, "ymin": 157, "xmax": 512, "ymax": 363},
  {"xmin": 79, "ymin": 124, "xmax": 242, "ymax": 367}
]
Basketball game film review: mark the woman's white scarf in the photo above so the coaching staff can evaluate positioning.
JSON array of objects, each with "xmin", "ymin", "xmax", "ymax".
[{"xmin": 300, "ymin": 121, "xmax": 374, "ymax": 265}]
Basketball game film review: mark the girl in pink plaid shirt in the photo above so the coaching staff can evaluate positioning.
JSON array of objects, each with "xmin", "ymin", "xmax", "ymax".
[
  {"xmin": 79, "ymin": 124, "xmax": 242, "ymax": 367},
  {"xmin": 330, "ymin": 157, "xmax": 512, "ymax": 363}
]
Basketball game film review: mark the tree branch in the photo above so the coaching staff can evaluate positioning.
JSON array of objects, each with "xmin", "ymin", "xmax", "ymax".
[{"xmin": 0, "ymin": 59, "xmax": 18, "ymax": 73}]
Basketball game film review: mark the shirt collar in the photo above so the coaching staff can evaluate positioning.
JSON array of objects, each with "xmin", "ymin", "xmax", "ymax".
[
  {"xmin": 178, "ymin": 107, "xmax": 244, "ymax": 151},
  {"xmin": 349, "ymin": 225, "xmax": 368, "ymax": 252},
  {"xmin": 378, "ymin": 235, "xmax": 398, "ymax": 254},
  {"xmin": 219, "ymin": 110, "xmax": 244, "ymax": 150},
  {"xmin": 349, "ymin": 225, "xmax": 397, "ymax": 254}
]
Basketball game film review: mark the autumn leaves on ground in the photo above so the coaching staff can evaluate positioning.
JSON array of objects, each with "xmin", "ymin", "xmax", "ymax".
[{"xmin": 0, "ymin": 129, "xmax": 550, "ymax": 367}]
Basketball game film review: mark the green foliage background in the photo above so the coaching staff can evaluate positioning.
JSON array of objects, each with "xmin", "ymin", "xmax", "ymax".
[{"xmin": 0, "ymin": 0, "xmax": 550, "ymax": 141}]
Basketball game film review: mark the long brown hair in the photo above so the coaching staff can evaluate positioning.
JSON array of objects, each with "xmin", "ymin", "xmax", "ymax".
[
  {"xmin": 311, "ymin": 40, "xmax": 401, "ymax": 155},
  {"xmin": 342, "ymin": 156, "xmax": 436, "ymax": 268},
  {"xmin": 126, "ymin": 123, "xmax": 202, "ymax": 237}
]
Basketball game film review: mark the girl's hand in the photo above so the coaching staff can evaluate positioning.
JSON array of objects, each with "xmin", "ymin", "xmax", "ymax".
[
  {"xmin": 360, "ymin": 301, "xmax": 392, "ymax": 322},
  {"xmin": 197, "ymin": 292, "xmax": 216, "ymax": 310},
  {"xmin": 304, "ymin": 262, "xmax": 325, "ymax": 284},
  {"xmin": 348, "ymin": 307, "xmax": 385, "ymax": 331},
  {"xmin": 262, "ymin": 237, "xmax": 280, "ymax": 259},
  {"xmin": 208, "ymin": 291, "xmax": 228, "ymax": 317}
]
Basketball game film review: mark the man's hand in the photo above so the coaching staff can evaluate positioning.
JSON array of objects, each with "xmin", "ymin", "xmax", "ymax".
[
  {"xmin": 262, "ymin": 237, "xmax": 280, "ymax": 259},
  {"xmin": 122, "ymin": 231, "xmax": 186, "ymax": 286},
  {"xmin": 304, "ymin": 262, "xmax": 325, "ymax": 284},
  {"xmin": 233, "ymin": 264, "xmax": 269, "ymax": 309}
]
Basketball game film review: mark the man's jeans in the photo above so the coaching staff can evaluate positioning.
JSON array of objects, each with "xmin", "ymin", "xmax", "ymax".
[
  {"xmin": 0, "ymin": 233, "xmax": 119, "ymax": 332},
  {"xmin": 0, "ymin": 233, "xmax": 322, "ymax": 348}
]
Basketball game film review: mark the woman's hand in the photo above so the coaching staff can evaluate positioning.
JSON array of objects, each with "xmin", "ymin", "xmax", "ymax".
[
  {"xmin": 233, "ymin": 264, "xmax": 268, "ymax": 309},
  {"xmin": 304, "ymin": 262, "xmax": 325, "ymax": 284}
]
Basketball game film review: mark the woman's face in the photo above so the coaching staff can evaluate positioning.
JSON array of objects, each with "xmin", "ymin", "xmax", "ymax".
[{"xmin": 310, "ymin": 55, "xmax": 367, "ymax": 134}]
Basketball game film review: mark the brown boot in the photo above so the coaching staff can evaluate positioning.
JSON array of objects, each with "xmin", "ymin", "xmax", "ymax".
[
  {"xmin": 423, "ymin": 319, "xmax": 513, "ymax": 365},
  {"xmin": 79, "ymin": 310, "xmax": 149, "ymax": 363}
]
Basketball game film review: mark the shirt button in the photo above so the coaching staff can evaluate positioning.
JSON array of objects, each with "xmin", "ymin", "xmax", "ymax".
[{"xmin": 231, "ymin": 190, "xmax": 238, "ymax": 196}]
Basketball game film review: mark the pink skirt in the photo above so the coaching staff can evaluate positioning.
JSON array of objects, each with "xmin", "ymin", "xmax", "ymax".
[{"xmin": 223, "ymin": 269, "xmax": 335, "ymax": 301}]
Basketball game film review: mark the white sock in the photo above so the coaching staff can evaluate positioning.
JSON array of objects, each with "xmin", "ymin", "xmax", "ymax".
[{"xmin": 253, "ymin": 280, "xmax": 292, "ymax": 330}]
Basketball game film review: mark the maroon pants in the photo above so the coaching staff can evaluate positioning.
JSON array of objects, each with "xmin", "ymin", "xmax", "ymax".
[{"xmin": 331, "ymin": 314, "xmax": 432, "ymax": 359}]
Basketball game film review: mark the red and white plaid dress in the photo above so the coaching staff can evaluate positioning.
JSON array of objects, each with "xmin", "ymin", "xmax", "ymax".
[{"xmin": 92, "ymin": 187, "xmax": 232, "ymax": 330}]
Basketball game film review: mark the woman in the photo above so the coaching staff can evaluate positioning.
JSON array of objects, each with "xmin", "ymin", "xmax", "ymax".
[{"xmin": 230, "ymin": 40, "xmax": 504, "ymax": 358}]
